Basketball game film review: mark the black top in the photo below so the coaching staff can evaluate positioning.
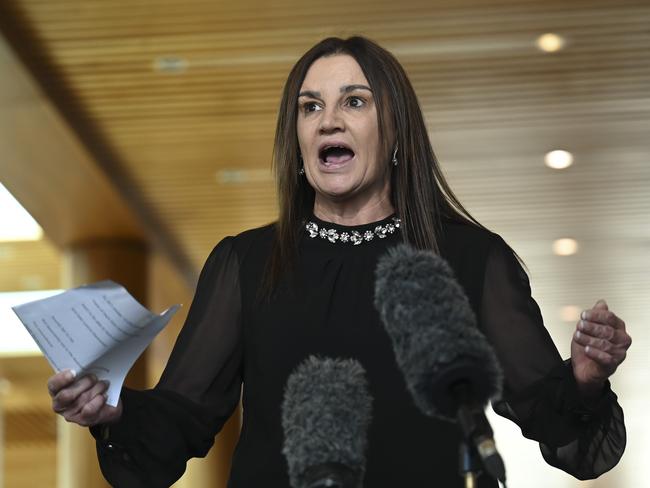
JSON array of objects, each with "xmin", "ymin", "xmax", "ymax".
[{"xmin": 92, "ymin": 216, "xmax": 626, "ymax": 487}]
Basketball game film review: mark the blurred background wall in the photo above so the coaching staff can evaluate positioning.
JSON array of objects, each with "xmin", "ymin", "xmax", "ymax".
[{"xmin": 0, "ymin": 0, "xmax": 648, "ymax": 486}]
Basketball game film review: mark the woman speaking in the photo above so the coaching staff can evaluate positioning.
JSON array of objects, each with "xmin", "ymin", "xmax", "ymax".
[{"xmin": 47, "ymin": 36, "xmax": 631, "ymax": 487}]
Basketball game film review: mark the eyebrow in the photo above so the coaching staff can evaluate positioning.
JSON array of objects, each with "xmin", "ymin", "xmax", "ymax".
[
  {"xmin": 341, "ymin": 84, "xmax": 372, "ymax": 94},
  {"xmin": 298, "ymin": 84, "xmax": 373, "ymax": 99},
  {"xmin": 298, "ymin": 90, "xmax": 322, "ymax": 99}
]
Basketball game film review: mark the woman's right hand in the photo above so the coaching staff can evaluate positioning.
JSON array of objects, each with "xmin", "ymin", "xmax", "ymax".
[{"xmin": 48, "ymin": 369, "xmax": 123, "ymax": 427}]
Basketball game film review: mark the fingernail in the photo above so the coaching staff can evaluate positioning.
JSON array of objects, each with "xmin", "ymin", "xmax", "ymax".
[
  {"xmin": 581, "ymin": 310, "xmax": 587, "ymax": 320},
  {"xmin": 575, "ymin": 330, "xmax": 581, "ymax": 339},
  {"xmin": 67, "ymin": 369, "xmax": 77, "ymax": 379},
  {"xmin": 585, "ymin": 345, "xmax": 591, "ymax": 354},
  {"xmin": 579, "ymin": 320, "xmax": 585, "ymax": 330}
]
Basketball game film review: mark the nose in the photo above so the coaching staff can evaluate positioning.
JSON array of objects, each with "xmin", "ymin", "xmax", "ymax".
[{"xmin": 319, "ymin": 105, "xmax": 344, "ymax": 134}]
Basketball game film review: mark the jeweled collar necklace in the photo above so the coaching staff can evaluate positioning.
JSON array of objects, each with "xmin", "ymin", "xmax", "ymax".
[{"xmin": 304, "ymin": 216, "xmax": 401, "ymax": 245}]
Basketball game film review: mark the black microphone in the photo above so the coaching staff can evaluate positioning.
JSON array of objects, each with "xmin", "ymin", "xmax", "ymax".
[
  {"xmin": 282, "ymin": 356, "xmax": 373, "ymax": 488},
  {"xmin": 374, "ymin": 244, "xmax": 506, "ymax": 484}
]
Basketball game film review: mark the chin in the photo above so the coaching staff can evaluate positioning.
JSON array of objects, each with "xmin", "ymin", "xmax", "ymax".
[{"xmin": 311, "ymin": 178, "xmax": 357, "ymax": 198}]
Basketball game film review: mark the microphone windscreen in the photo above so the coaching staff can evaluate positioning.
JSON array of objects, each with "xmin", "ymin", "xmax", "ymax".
[
  {"xmin": 282, "ymin": 356, "xmax": 373, "ymax": 488},
  {"xmin": 374, "ymin": 244, "xmax": 502, "ymax": 420}
]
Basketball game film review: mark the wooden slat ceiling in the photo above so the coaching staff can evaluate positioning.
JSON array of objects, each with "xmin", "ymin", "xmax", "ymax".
[
  {"xmin": 0, "ymin": 0, "xmax": 648, "ymax": 484},
  {"xmin": 5, "ymin": 0, "xmax": 645, "ymax": 259},
  {"xmin": 0, "ymin": 240, "xmax": 61, "ymax": 291},
  {"xmin": 1, "ymin": 0, "xmax": 647, "ymax": 340}
]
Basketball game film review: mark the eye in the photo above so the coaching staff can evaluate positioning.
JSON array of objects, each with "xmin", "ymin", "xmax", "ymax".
[
  {"xmin": 346, "ymin": 96, "xmax": 366, "ymax": 108},
  {"xmin": 301, "ymin": 101, "xmax": 322, "ymax": 114}
]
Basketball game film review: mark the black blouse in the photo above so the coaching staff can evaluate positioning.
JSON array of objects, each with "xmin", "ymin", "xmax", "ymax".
[{"xmin": 92, "ymin": 216, "xmax": 626, "ymax": 487}]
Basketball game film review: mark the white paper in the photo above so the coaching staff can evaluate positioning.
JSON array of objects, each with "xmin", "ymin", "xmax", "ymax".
[{"xmin": 12, "ymin": 280, "xmax": 179, "ymax": 406}]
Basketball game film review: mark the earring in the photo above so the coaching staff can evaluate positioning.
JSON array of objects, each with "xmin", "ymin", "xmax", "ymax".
[
  {"xmin": 391, "ymin": 144, "xmax": 399, "ymax": 166},
  {"xmin": 298, "ymin": 154, "xmax": 305, "ymax": 175}
]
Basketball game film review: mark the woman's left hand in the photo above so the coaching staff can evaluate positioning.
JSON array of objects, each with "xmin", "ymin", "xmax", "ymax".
[{"xmin": 571, "ymin": 299, "xmax": 632, "ymax": 397}]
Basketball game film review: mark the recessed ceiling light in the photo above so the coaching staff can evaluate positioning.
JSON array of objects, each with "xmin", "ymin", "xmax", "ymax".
[
  {"xmin": 553, "ymin": 238, "xmax": 579, "ymax": 256},
  {"xmin": 536, "ymin": 33, "xmax": 565, "ymax": 53},
  {"xmin": 153, "ymin": 56, "xmax": 188, "ymax": 73},
  {"xmin": 544, "ymin": 150, "xmax": 574, "ymax": 169},
  {"xmin": 560, "ymin": 305, "xmax": 582, "ymax": 322},
  {"xmin": 216, "ymin": 168, "xmax": 272, "ymax": 184},
  {"xmin": 0, "ymin": 183, "xmax": 43, "ymax": 242}
]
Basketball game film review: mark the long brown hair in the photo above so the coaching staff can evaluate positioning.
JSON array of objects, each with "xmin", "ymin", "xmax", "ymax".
[{"xmin": 268, "ymin": 36, "xmax": 484, "ymax": 291}]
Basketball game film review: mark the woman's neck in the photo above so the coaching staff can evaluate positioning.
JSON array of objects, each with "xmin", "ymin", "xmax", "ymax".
[{"xmin": 312, "ymin": 196, "xmax": 395, "ymax": 226}]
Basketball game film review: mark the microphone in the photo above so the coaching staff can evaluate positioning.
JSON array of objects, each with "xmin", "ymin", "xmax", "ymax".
[
  {"xmin": 374, "ymin": 244, "xmax": 506, "ymax": 484},
  {"xmin": 282, "ymin": 356, "xmax": 373, "ymax": 488}
]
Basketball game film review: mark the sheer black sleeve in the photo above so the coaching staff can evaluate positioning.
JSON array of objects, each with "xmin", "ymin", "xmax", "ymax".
[
  {"xmin": 481, "ymin": 234, "xmax": 626, "ymax": 479},
  {"xmin": 90, "ymin": 237, "xmax": 244, "ymax": 487}
]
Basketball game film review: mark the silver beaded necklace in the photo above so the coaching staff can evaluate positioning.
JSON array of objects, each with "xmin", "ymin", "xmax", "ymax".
[{"xmin": 305, "ymin": 217, "xmax": 401, "ymax": 245}]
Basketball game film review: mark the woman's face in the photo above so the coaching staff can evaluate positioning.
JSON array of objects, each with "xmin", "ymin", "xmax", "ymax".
[{"xmin": 297, "ymin": 54, "xmax": 391, "ymax": 211}]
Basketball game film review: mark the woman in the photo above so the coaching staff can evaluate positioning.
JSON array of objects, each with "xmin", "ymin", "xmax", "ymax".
[{"xmin": 48, "ymin": 37, "xmax": 631, "ymax": 487}]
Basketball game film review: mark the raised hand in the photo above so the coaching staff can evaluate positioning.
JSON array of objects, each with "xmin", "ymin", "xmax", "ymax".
[{"xmin": 571, "ymin": 299, "xmax": 632, "ymax": 397}]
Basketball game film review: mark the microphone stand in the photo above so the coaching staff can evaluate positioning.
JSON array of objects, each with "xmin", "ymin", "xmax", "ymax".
[
  {"xmin": 453, "ymin": 383, "xmax": 507, "ymax": 487},
  {"xmin": 458, "ymin": 440, "xmax": 481, "ymax": 488}
]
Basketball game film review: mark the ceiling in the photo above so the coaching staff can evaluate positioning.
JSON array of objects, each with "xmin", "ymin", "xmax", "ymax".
[
  {"xmin": 0, "ymin": 0, "xmax": 648, "ymax": 486},
  {"xmin": 2, "ymin": 0, "xmax": 647, "ymax": 338}
]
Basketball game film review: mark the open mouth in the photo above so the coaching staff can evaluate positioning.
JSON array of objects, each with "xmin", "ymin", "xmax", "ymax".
[{"xmin": 318, "ymin": 145, "xmax": 355, "ymax": 166}]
